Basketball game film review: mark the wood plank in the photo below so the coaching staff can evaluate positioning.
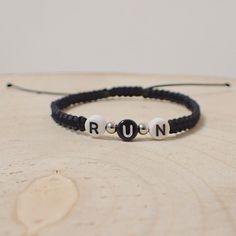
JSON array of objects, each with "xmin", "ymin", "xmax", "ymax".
[{"xmin": 0, "ymin": 73, "xmax": 235, "ymax": 236}]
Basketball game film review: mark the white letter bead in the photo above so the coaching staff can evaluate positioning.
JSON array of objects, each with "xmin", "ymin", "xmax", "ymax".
[
  {"xmin": 148, "ymin": 118, "xmax": 170, "ymax": 139},
  {"xmin": 85, "ymin": 115, "xmax": 106, "ymax": 137}
]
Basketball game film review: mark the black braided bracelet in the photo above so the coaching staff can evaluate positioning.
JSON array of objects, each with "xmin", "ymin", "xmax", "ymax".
[
  {"xmin": 6, "ymin": 81, "xmax": 230, "ymax": 141},
  {"xmin": 50, "ymin": 86, "xmax": 201, "ymax": 141}
]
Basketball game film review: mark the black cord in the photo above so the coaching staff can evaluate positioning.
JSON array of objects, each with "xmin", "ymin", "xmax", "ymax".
[
  {"xmin": 146, "ymin": 82, "xmax": 230, "ymax": 90},
  {"xmin": 6, "ymin": 83, "xmax": 70, "ymax": 96},
  {"xmin": 6, "ymin": 82, "xmax": 230, "ymax": 96}
]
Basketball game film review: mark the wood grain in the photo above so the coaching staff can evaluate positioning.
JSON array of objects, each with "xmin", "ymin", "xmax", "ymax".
[{"xmin": 0, "ymin": 73, "xmax": 235, "ymax": 236}]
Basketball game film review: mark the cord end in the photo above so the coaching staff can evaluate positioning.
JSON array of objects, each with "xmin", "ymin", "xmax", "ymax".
[
  {"xmin": 224, "ymin": 83, "xmax": 231, "ymax": 87},
  {"xmin": 6, "ymin": 83, "xmax": 13, "ymax": 88}
]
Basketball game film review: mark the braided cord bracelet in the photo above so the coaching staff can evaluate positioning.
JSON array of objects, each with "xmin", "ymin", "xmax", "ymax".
[
  {"xmin": 7, "ymin": 82, "xmax": 230, "ymax": 142},
  {"xmin": 50, "ymin": 86, "xmax": 201, "ymax": 141}
]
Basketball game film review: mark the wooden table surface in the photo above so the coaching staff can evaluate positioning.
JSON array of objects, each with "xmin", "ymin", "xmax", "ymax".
[{"xmin": 0, "ymin": 73, "xmax": 236, "ymax": 236}]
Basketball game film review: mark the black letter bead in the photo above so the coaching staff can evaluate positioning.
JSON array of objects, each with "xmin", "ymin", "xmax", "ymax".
[{"xmin": 117, "ymin": 119, "xmax": 138, "ymax": 141}]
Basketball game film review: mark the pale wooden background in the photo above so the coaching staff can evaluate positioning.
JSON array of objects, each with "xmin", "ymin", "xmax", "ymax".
[{"xmin": 0, "ymin": 73, "xmax": 236, "ymax": 236}]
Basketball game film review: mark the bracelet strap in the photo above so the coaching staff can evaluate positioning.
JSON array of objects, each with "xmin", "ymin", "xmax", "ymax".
[{"xmin": 51, "ymin": 86, "xmax": 200, "ymax": 134}]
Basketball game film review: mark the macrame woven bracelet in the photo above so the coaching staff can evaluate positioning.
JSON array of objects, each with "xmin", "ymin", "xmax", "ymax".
[{"xmin": 50, "ymin": 86, "xmax": 201, "ymax": 141}]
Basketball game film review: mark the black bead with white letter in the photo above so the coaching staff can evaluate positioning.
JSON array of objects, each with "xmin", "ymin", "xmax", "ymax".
[{"xmin": 117, "ymin": 119, "xmax": 138, "ymax": 142}]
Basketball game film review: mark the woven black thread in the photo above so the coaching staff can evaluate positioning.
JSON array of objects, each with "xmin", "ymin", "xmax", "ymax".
[{"xmin": 51, "ymin": 86, "xmax": 200, "ymax": 134}]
